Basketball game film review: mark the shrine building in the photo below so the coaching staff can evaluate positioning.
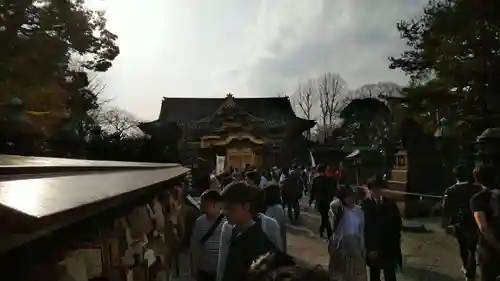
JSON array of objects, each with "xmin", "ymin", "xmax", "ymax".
[{"xmin": 139, "ymin": 94, "xmax": 315, "ymax": 170}]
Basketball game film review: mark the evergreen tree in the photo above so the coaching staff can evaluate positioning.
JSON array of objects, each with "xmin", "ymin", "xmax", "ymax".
[{"xmin": 390, "ymin": 0, "xmax": 500, "ymax": 135}]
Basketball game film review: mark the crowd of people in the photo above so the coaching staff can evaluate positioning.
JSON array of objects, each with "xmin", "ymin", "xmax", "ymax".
[
  {"xmin": 186, "ymin": 163, "xmax": 500, "ymax": 281},
  {"xmin": 189, "ymin": 168, "xmax": 329, "ymax": 281}
]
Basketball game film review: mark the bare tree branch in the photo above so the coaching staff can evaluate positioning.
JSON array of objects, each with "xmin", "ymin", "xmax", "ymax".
[
  {"xmin": 291, "ymin": 80, "xmax": 317, "ymax": 139},
  {"xmin": 325, "ymin": 73, "xmax": 344, "ymax": 127},
  {"xmin": 97, "ymin": 107, "xmax": 141, "ymax": 138},
  {"xmin": 296, "ymin": 80, "xmax": 316, "ymax": 120}
]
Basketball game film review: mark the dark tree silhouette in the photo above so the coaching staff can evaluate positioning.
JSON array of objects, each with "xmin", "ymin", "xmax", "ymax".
[{"xmin": 389, "ymin": 0, "xmax": 500, "ymax": 135}]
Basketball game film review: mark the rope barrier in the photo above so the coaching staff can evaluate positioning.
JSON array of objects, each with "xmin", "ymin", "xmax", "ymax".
[
  {"xmin": 381, "ymin": 188, "xmax": 444, "ymax": 199},
  {"xmin": 347, "ymin": 184, "xmax": 444, "ymax": 199}
]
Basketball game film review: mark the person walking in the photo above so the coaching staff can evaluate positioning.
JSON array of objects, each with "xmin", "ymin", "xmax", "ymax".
[
  {"xmin": 310, "ymin": 164, "xmax": 337, "ymax": 239},
  {"xmin": 442, "ymin": 165, "xmax": 482, "ymax": 281},
  {"xmin": 264, "ymin": 184, "xmax": 287, "ymax": 252},
  {"xmin": 216, "ymin": 182, "xmax": 282, "ymax": 281},
  {"xmin": 470, "ymin": 165, "xmax": 500, "ymax": 281},
  {"xmin": 283, "ymin": 166, "xmax": 303, "ymax": 223},
  {"xmin": 328, "ymin": 186, "xmax": 367, "ymax": 281},
  {"xmin": 362, "ymin": 176, "xmax": 402, "ymax": 281},
  {"xmin": 190, "ymin": 190, "xmax": 224, "ymax": 281}
]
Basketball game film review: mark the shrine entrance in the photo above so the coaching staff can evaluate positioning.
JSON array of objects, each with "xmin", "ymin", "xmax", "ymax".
[
  {"xmin": 200, "ymin": 133, "xmax": 265, "ymax": 170},
  {"xmin": 226, "ymin": 148, "xmax": 255, "ymax": 170}
]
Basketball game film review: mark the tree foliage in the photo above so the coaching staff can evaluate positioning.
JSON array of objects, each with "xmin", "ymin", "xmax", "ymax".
[
  {"xmin": 0, "ymin": 0, "xmax": 119, "ymax": 112},
  {"xmin": 340, "ymin": 98, "xmax": 392, "ymax": 150},
  {"xmin": 389, "ymin": 0, "xmax": 500, "ymax": 134}
]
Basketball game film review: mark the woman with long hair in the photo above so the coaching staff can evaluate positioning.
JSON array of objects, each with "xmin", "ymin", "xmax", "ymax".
[
  {"xmin": 328, "ymin": 186, "xmax": 367, "ymax": 281},
  {"xmin": 264, "ymin": 184, "xmax": 287, "ymax": 252}
]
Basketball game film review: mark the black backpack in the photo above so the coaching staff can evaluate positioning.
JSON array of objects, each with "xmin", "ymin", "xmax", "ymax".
[
  {"xmin": 457, "ymin": 184, "xmax": 480, "ymax": 228},
  {"xmin": 490, "ymin": 189, "xmax": 500, "ymax": 238},
  {"xmin": 445, "ymin": 183, "xmax": 479, "ymax": 230}
]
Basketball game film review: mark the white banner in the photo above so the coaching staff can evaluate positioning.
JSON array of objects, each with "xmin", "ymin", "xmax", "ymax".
[
  {"xmin": 216, "ymin": 155, "xmax": 225, "ymax": 175},
  {"xmin": 309, "ymin": 150, "xmax": 316, "ymax": 167}
]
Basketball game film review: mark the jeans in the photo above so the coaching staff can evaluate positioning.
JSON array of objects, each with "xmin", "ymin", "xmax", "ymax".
[
  {"xmin": 478, "ymin": 246, "xmax": 500, "ymax": 281},
  {"xmin": 287, "ymin": 200, "xmax": 300, "ymax": 223},
  {"xmin": 317, "ymin": 201, "xmax": 332, "ymax": 238},
  {"xmin": 456, "ymin": 231, "xmax": 477, "ymax": 279}
]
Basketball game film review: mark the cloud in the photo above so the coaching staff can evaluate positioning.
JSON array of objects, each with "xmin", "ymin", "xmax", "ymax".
[
  {"xmin": 92, "ymin": 0, "xmax": 429, "ymax": 120},
  {"xmin": 222, "ymin": 0, "xmax": 428, "ymax": 96}
]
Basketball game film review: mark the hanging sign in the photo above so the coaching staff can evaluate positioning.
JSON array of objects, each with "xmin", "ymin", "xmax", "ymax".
[{"xmin": 215, "ymin": 155, "xmax": 225, "ymax": 175}]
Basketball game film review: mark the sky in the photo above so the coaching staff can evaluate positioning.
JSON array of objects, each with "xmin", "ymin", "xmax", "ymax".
[{"xmin": 87, "ymin": 0, "xmax": 429, "ymax": 121}]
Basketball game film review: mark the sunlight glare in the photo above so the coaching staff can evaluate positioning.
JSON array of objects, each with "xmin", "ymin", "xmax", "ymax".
[{"xmin": 0, "ymin": 178, "xmax": 52, "ymax": 218}]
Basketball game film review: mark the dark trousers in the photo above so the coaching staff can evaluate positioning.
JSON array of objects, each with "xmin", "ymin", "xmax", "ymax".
[
  {"xmin": 286, "ymin": 199, "xmax": 300, "ymax": 222},
  {"xmin": 198, "ymin": 270, "xmax": 216, "ymax": 281},
  {"xmin": 317, "ymin": 201, "xmax": 332, "ymax": 238},
  {"xmin": 478, "ymin": 247, "xmax": 500, "ymax": 281},
  {"xmin": 456, "ymin": 231, "xmax": 477, "ymax": 279},
  {"xmin": 368, "ymin": 265, "xmax": 397, "ymax": 281}
]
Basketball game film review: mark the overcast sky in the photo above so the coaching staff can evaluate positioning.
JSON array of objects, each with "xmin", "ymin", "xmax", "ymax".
[{"xmin": 88, "ymin": 0, "xmax": 428, "ymax": 121}]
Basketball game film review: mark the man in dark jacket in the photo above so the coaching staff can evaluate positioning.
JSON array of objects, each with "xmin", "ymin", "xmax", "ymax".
[
  {"xmin": 362, "ymin": 176, "xmax": 402, "ymax": 281},
  {"xmin": 283, "ymin": 166, "xmax": 302, "ymax": 223},
  {"xmin": 442, "ymin": 165, "xmax": 482, "ymax": 281},
  {"xmin": 310, "ymin": 164, "xmax": 337, "ymax": 239}
]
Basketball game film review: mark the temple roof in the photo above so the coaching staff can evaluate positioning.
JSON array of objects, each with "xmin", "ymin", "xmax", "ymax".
[{"xmin": 141, "ymin": 94, "xmax": 315, "ymax": 131}]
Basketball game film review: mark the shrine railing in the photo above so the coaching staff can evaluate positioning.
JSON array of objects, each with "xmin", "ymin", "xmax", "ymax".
[{"xmin": 0, "ymin": 155, "xmax": 195, "ymax": 281}]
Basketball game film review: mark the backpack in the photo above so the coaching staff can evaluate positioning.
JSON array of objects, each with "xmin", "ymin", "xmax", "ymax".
[
  {"xmin": 490, "ymin": 189, "xmax": 500, "ymax": 238},
  {"xmin": 283, "ymin": 172, "xmax": 301, "ymax": 200},
  {"xmin": 444, "ymin": 183, "xmax": 479, "ymax": 230},
  {"xmin": 456, "ymin": 184, "xmax": 480, "ymax": 229}
]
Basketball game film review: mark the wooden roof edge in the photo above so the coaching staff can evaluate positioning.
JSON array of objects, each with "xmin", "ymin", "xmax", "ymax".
[
  {"xmin": 0, "ymin": 172, "xmax": 189, "ymax": 254},
  {"xmin": 0, "ymin": 166, "xmax": 189, "ymax": 234},
  {"xmin": 0, "ymin": 155, "xmax": 181, "ymax": 176},
  {"xmin": 0, "ymin": 164, "xmax": 181, "ymax": 178}
]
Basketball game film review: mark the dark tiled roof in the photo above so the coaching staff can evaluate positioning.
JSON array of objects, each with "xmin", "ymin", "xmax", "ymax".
[{"xmin": 158, "ymin": 96, "xmax": 298, "ymax": 124}]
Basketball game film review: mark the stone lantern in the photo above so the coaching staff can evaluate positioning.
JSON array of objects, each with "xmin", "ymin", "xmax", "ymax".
[{"xmin": 475, "ymin": 128, "xmax": 500, "ymax": 168}]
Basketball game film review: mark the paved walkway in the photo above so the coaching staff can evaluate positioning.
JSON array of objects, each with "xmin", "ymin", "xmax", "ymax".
[{"xmin": 287, "ymin": 207, "xmax": 464, "ymax": 281}]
